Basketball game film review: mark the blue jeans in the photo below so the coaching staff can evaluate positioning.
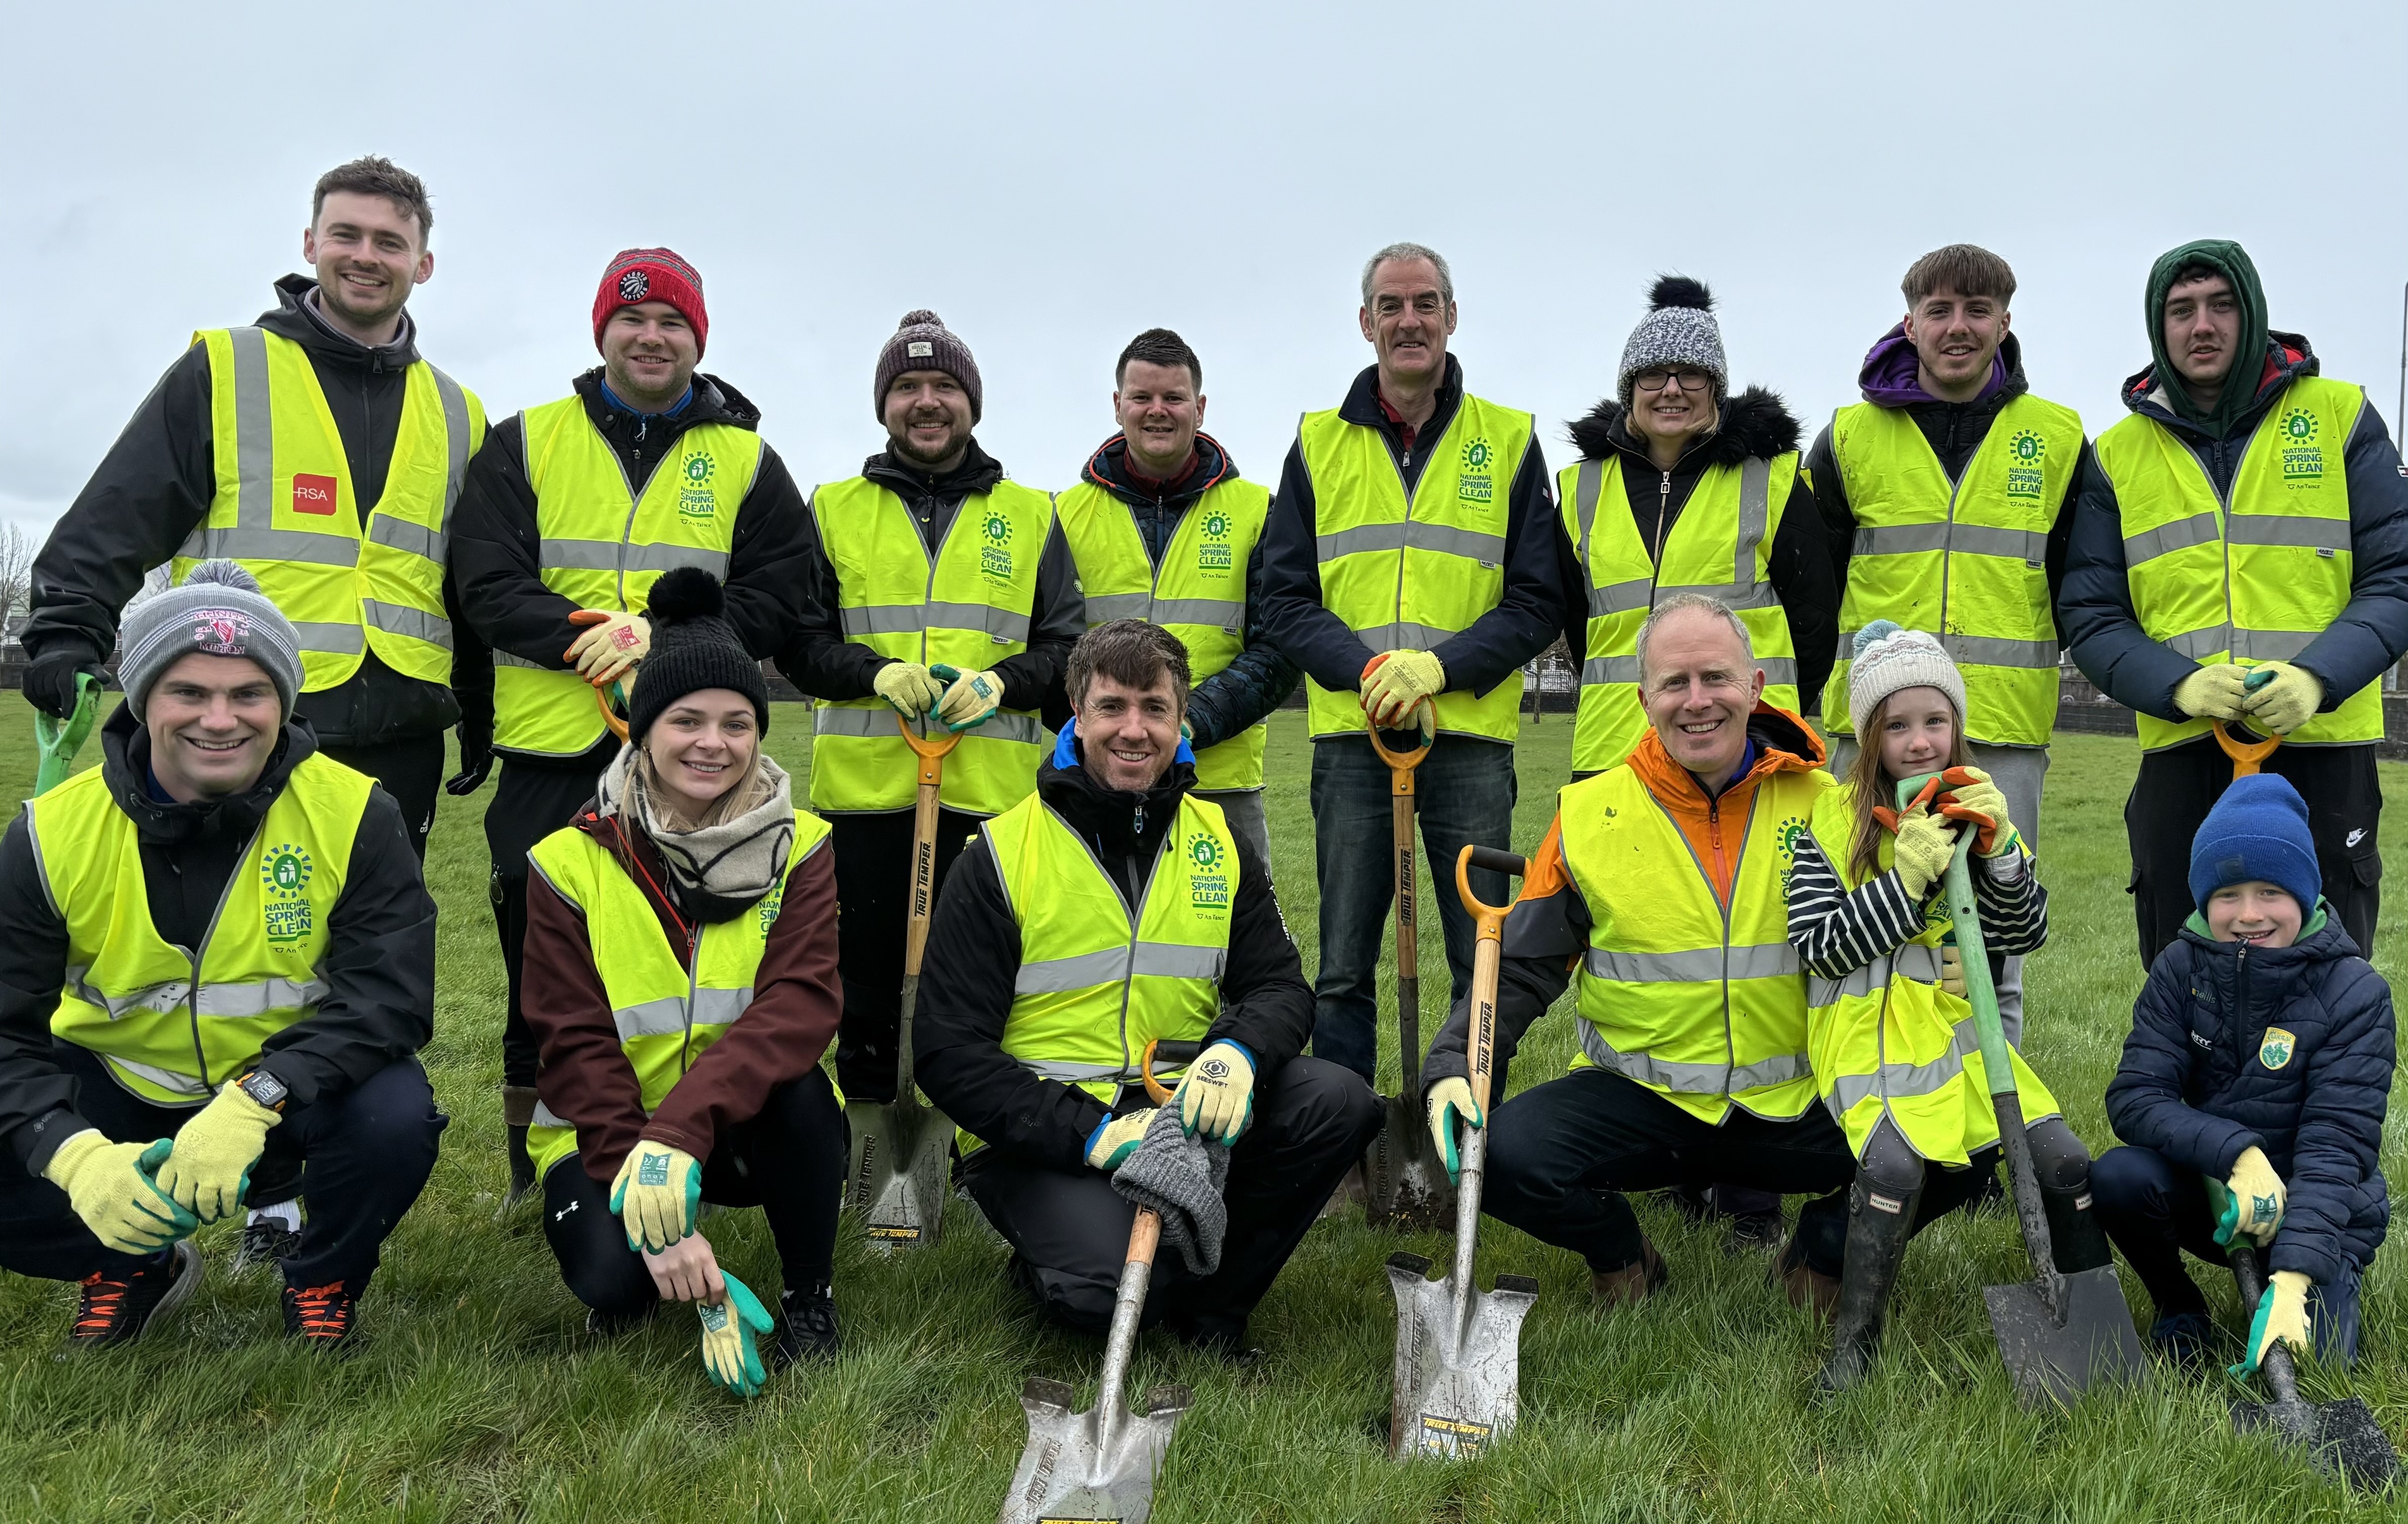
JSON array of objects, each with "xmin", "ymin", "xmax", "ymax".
[{"xmin": 1308, "ymin": 733, "xmax": 1516, "ymax": 1083}]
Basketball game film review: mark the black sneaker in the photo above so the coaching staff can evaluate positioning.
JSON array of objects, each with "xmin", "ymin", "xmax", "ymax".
[
  {"xmin": 70, "ymin": 1240, "xmax": 201, "ymax": 1348},
  {"xmin": 774, "ymin": 1284, "xmax": 840, "ymax": 1368},
  {"xmin": 1723, "ymin": 1210, "xmax": 1785, "ymax": 1257},
  {"xmin": 282, "ymin": 1280, "xmax": 358, "ymax": 1348},
  {"xmin": 231, "ymin": 1214, "xmax": 304, "ymax": 1276}
]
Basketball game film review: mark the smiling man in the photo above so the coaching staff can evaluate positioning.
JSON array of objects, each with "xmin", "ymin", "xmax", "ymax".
[
  {"xmin": 1421, "ymin": 594, "xmax": 1858, "ymax": 1313},
  {"xmin": 2063, "ymin": 240, "xmax": 2408, "ymax": 967},
  {"xmin": 913, "ymin": 620, "xmax": 1378, "ymax": 1354},
  {"xmin": 0, "ymin": 563, "xmax": 441, "ymax": 1350}
]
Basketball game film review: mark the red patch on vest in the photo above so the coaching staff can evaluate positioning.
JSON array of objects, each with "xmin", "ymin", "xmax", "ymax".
[{"xmin": 293, "ymin": 474, "xmax": 339, "ymax": 516}]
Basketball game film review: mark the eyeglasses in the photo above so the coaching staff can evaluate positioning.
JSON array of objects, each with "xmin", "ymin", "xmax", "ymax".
[{"xmin": 1634, "ymin": 367, "xmax": 1716, "ymax": 393}]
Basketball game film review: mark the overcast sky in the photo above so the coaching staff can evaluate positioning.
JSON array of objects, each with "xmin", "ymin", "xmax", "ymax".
[{"xmin": 8, "ymin": 1, "xmax": 2406, "ymax": 540}]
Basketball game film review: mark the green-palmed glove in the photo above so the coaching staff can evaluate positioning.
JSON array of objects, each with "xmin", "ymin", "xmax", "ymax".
[
  {"xmin": 43, "ymin": 1132, "xmax": 197, "ymax": 1254},
  {"xmin": 697, "ymin": 1271, "xmax": 776, "ymax": 1399},
  {"xmin": 871, "ymin": 661, "xmax": 945, "ymax": 719},
  {"xmin": 1424, "ymin": 1076, "xmax": 1484, "ymax": 1185},
  {"xmin": 2216, "ymin": 1145, "xmax": 2287, "ymax": 1249},
  {"xmin": 2233, "ymin": 1269, "xmax": 2313, "ymax": 1377},
  {"xmin": 2172, "ymin": 663, "xmax": 2251, "ymax": 722},
  {"xmin": 1085, "ymin": 1108, "xmax": 1159, "ymax": 1172},
  {"xmin": 2241, "ymin": 661, "xmax": 2323, "ymax": 735},
  {"xmin": 610, "ymin": 1140, "xmax": 702, "ymax": 1253},
  {"xmin": 1891, "ymin": 807, "xmax": 1956, "ymax": 901},
  {"xmin": 936, "ymin": 666, "xmax": 1003, "ymax": 731},
  {"xmin": 1173, "ymin": 1041, "xmax": 1255, "ymax": 1143},
  {"xmin": 154, "ymin": 1083, "xmax": 280, "ymax": 1224}
]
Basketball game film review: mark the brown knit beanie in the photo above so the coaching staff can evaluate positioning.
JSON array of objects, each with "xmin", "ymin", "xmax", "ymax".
[{"xmin": 873, "ymin": 309, "xmax": 982, "ymax": 424}]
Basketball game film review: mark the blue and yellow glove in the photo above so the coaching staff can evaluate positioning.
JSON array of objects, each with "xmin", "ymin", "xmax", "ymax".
[
  {"xmin": 610, "ymin": 1140, "xmax": 703, "ymax": 1253},
  {"xmin": 2214, "ymin": 1146, "xmax": 2287, "ymax": 1249},
  {"xmin": 154, "ymin": 1083, "xmax": 280, "ymax": 1224},
  {"xmin": 936, "ymin": 666, "xmax": 1003, "ymax": 732},
  {"xmin": 698, "ymin": 1271, "xmax": 776, "ymax": 1399},
  {"xmin": 1424, "ymin": 1076, "xmax": 1484, "ymax": 1185},
  {"xmin": 1172, "ymin": 1041, "xmax": 1255, "ymax": 1143},
  {"xmin": 43, "ymin": 1133, "xmax": 197, "ymax": 1254},
  {"xmin": 2232, "ymin": 1269, "xmax": 2313, "ymax": 1377},
  {"xmin": 1085, "ymin": 1109, "xmax": 1159, "ymax": 1172}
]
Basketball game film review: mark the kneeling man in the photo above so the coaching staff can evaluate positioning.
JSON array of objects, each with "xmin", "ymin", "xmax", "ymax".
[{"xmin": 917, "ymin": 620, "xmax": 1379, "ymax": 1353}]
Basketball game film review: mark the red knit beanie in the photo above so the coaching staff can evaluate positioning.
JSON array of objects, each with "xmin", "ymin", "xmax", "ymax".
[{"xmin": 592, "ymin": 248, "xmax": 709, "ymax": 356}]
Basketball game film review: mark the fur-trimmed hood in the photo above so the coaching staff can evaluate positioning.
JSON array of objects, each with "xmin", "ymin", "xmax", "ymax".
[{"xmin": 1566, "ymin": 384, "xmax": 1801, "ymax": 469}]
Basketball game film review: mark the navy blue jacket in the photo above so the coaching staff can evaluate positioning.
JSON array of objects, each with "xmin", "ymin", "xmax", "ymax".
[
  {"xmin": 1260, "ymin": 355, "xmax": 1562, "ymax": 707},
  {"xmin": 2104, "ymin": 913, "xmax": 2393, "ymax": 1284},
  {"xmin": 2061, "ymin": 333, "xmax": 2408, "ymax": 725}
]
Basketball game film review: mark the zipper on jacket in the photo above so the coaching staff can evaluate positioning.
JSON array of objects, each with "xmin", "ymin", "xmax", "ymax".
[
  {"xmin": 1934, "ymin": 458, "xmax": 1970, "ymax": 641},
  {"xmin": 680, "ymin": 924, "xmax": 703, "ymax": 1078},
  {"xmin": 1650, "ymin": 471, "xmax": 1675, "ymax": 566}
]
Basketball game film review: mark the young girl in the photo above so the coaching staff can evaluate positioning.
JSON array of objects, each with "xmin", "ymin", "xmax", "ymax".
[{"xmin": 1785, "ymin": 621, "xmax": 2106, "ymax": 1391}]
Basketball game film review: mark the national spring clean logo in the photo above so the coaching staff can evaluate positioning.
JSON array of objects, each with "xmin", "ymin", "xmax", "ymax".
[
  {"xmin": 678, "ymin": 450, "xmax": 718, "ymax": 518},
  {"xmin": 1458, "ymin": 437, "xmax": 1495, "ymax": 505},
  {"xmin": 1197, "ymin": 509, "xmax": 1235, "ymax": 573},
  {"xmin": 2279, "ymin": 408, "xmax": 2324, "ymax": 483},
  {"xmin": 260, "ymin": 842, "xmax": 315, "ymax": 945},
  {"xmin": 2004, "ymin": 429, "xmax": 2047, "ymax": 502},
  {"xmin": 981, "ymin": 511, "xmax": 1015, "ymax": 581},
  {"xmin": 1186, "ymin": 832, "xmax": 1231, "ymax": 911}
]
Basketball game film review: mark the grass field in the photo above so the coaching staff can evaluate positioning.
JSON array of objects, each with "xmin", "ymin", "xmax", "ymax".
[{"xmin": 3, "ymin": 708, "xmax": 2406, "ymax": 1522}]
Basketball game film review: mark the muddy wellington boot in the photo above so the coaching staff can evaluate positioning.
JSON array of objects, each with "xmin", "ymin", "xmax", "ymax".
[{"xmin": 1816, "ymin": 1175, "xmax": 1922, "ymax": 1395}]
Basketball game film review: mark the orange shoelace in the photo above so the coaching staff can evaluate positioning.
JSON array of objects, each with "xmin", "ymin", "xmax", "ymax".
[
  {"xmin": 73, "ymin": 1272, "xmax": 133, "ymax": 1338},
  {"xmin": 288, "ymin": 1282, "xmax": 350, "ymax": 1338}
]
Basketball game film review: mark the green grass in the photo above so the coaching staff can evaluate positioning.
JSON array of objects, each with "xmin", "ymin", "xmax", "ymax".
[{"xmin": 3, "ymin": 709, "xmax": 2406, "ymax": 1521}]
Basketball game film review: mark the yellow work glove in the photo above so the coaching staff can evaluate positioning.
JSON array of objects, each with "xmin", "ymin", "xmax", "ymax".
[
  {"xmin": 1891, "ymin": 807, "xmax": 1957, "ymax": 901},
  {"xmin": 871, "ymin": 661, "xmax": 945, "ymax": 719},
  {"xmin": 1937, "ymin": 944, "xmax": 1968, "ymax": 999},
  {"xmin": 2171, "ymin": 663, "xmax": 2250, "ymax": 722},
  {"xmin": 935, "ymin": 666, "xmax": 1003, "ymax": 732},
  {"xmin": 565, "ymin": 610, "xmax": 652, "ymax": 686},
  {"xmin": 1936, "ymin": 769, "xmax": 2019, "ymax": 857},
  {"xmin": 1172, "ymin": 1041, "xmax": 1256, "ymax": 1144},
  {"xmin": 1360, "ymin": 650, "xmax": 1446, "ymax": 730},
  {"xmin": 153, "ymin": 1083, "xmax": 281, "ymax": 1224},
  {"xmin": 2216, "ymin": 1145, "xmax": 2287, "ymax": 1249},
  {"xmin": 1085, "ymin": 1108, "xmax": 1159, "ymax": 1172},
  {"xmin": 697, "ymin": 1270, "xmax": 776, "ymax": 1399},
  {"xmin": 610, "ymin": 1140, "xmax": 703, "ymax": 1254},
  {"xmin": 2242, "ymin": 661, "xmax": 2324, "ymax": 736},
  {"xmin": 1425, "ymin": 1075, "xmax": 1484, "ymax": 1185},
  {"xmin": 2236, "ymin": 1269, "xmax": 2313, "ymax": 1375},
  {"xmin": 43, "ymin": 1132, "xmax": 198, "ymax": 1254}
]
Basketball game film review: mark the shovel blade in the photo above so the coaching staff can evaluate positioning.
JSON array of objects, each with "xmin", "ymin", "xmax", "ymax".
[
  {"xmin": 1363, "ymin": 1093, "xmax": 1456, "ymax": 1231},
  {"xmin": 846, "ymin": 1092, "xmax": 952, "ymax": 1252},
  {"xmin": 1981, "ymin": 1266, "xmax": 2147, "ymax": 1407},
  {"xmin": 999, "ymin": 1377, "xmax": 1189, "ymax": 1524},
  {"xmin": 1386, "ymin": 1253, "xmax": 1538, "ymax": 1461},
  {"xmin": 2233, "ymin": 1393, "xmax": 2400, "ymax": 1492}
]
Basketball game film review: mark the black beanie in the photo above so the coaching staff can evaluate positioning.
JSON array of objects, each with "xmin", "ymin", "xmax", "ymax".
[{"xmin": 629, "ymin": 568, "xmax": 770, "ymax": 741}]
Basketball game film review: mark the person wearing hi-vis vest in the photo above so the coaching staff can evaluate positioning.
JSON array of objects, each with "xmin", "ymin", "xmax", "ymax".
[
  {"xmin": 774, "ymin": 310, "xmax": 1081, "ymax": 1105},
  {"xmin": 1258, "ymin": 242, "xmax": 1562, "ymax": 1085},
  {"xmin": 1421, "ymin": 595, "xmax": 1857, "ymax": 1314},
  {"xmin": 23, "ymin": 157, "xmax": 490, "ymax": 865},
  {"xmin": 0, "ymin": 565, "xmax": 442, "ymax": 1349},
  {"xmin": 452, "ymin": 248, "xmax": 814, "ymax": 1206},
  {"xmin": 913, "ymin": 622, "xmax": 1378, "ymax": 1353},
  {"xmin": 2063, "ymin": 239, "xmax": 2408, "ymax": 968},
  {"xmin": 519, "ymin": 571, "xmax": 845, "ymax": 1394},
  {"xmin": 1055, "ymin": 328, "xmax": 1299, "ymax": 870},
  {"xmin": 1803, "ymin": 244, "xmax": 2091, "ymax": 1047}
]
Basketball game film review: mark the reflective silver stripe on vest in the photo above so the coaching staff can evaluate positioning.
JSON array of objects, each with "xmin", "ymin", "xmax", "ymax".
[
  {"xmin": 231, "ymin": 326, "xmax": 275, "ymax": 530},
  {"xmin": 492, "ymin": 650, "xmax": 550, "ymax": 670},
  {"xmin": 429, "ymin": 363, "xmax": 473, "ymax": 528},
  {"xmin": 1080, "ymin": 592, "xmax": 1241, "ymax": 630},
  {"xmin": 1018, "ymin": 1058, "xmax": 1137, "ymax": 1082},
  {"xmin": 65, "ymin": 967, "xmax": 329, "ymax": 1020},
  {"xmin": 1084, "ymin": 593, "xmax": 1154, "ymax": 623},
  {"xmin": 1940, "ymin": 633, "xmax": 2058, "ymax": 669},
  {"xmin": 1315, "ymin": 521, "xmax": 1507, "ymax": 565},
  {"xmin": 1583, "ymin": 941, "xmax": 1800, "ymax": 984},
  {"xmin": 2162, "ymin": 625, "xmax": 2231, "ymax": 660},
  {"xmin": 1826, "ymin": 1014, "xmax": 1983, "ymax": 1116},
  {"xmin": 1854, "ymin": 522, "xmax": 2047, "ymax": 563},
  {"xmin": 838, "ymin": 601, "xmax": 1032, "ymax": 643},
  {"xmin": 291, "ymin": 621, "xmax": 367, "ymax": 656},
  {"xmin": 539, "ymin": 539, "xmax": 731, "ymax": 578},
  {"xmin": 1589, "ymin": 577, "xmax": 1652, "ymax": 619},
  {"xmin": 1807, "ymin": 942, "xmax": 1946, "ymax": 1007},
  {"xmin": 181, "ymin": 526, "xmax": 364, "ymax": 565},
  {"xmin": 2233, "ymin": 629, "xmax": 2315, "ymax": 661},
  {"xmin": 1578, "ymin": 1021, "xmax": 1812, "ymax": 1094},
  {"xmin": 365, "ymin": 600, "xmax": 451, "ymax": 649},
  {"xmin": 532, "ymin": 1099, "xmax": 571, "ymax": 1129},
  {"xmin": 1350, "ymin": 620, "xmax": 1461, "ymax": 651},
  {"xmin": 2229, "ymin": 515, "xmax": 2351, "ymax": 553},
  {"xmin": 1582, "ymin": 654, "xmax": 1644, "ymax": 685},
  {"xmin": 612, "ymin": 987, "xmax": 755, "ymax": 1044},
  {"xmin": 1014, "ymin": 941, "xmax": 1227, "ymax": 996},
  {"xmin": 370, "ymin": 515, "xmax": 446, "ymax": 562},
  {"xmin": 104, "ymin": 1054, "xmax": 213, "ymax": 1098},
  {"xmin": 812, "ymin": 704, "xmax": 1048, "ymax": 746},
  {"xmin": 2123, "ymin": 511, "xmax": 2221, "ymax": 566}
]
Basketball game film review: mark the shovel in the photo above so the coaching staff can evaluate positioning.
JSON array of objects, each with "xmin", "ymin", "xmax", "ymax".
[
  {"xmin": 1902, "ymin": 773, "xmax": 2147, "ymax": 1406},
  {"xmin": 2213, "ymin": 669, "xmax": 2281, "ymax": 779},
  {"xmin": 1360, "ymin": 710, "xmax": 1455, "ymax": 1230},
  {"xmin": 2219, "ymin": 1234, "xmax": 2398, "ymax": 1489},
  {"xmin": 846, "ymin": 695, "xmax": 963, "ymax": 1252},
  {"xmin": 31, "ymin": 674, "xmax": 100, "ymax": 798},
  {"xmin": 1385, "ymin": 844, "xmax": 1541, "ymax": 1461},
  {"xmin": 999, "ymin": 1044, "xmax": 1195, "ymax": 1523}
]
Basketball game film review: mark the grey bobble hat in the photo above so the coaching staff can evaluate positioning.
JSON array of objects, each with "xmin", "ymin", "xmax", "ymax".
[
  {"xmin": 874, "ymin": 309, "xmax": 983, "ymax": 424},
  {"xmin": 118, "ymin": 561, "xmax": 303, "ymax": 720},
  {"xmin": 1847, "ymin": 620, "xmax": 1966, "ymax": 737},
  {"xmin": 1617, "ymin": 275, "xmax": 1729, "ymax": 405}
]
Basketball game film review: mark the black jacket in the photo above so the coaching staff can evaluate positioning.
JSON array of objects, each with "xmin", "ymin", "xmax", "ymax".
[
  {"xmin": 1259, "ymin": 355, "xmax": 1562, "ymax": 707},
  {"xmin": 26, "ymin": 275, "xmax": 489, "ymax": 748},
  {"xmin": 1559, "ymin": 387, "xmax": 1839, "ymax": 714},
  {"xmin": 1073, "ymin": 432, "xmax": 1301, "ymax": 754},
  {"xmin": 0, "ymin": 705, "xmax": 437, "ymax": 1172},
  {"xmin": 1803, "ymin": 333, "xmax": 2091, "ymax": 645},
  {"xmin": 2105, "ymin": 913, "xmax": 2392, "ymax": 1284},
  {"xmin": 450, "ymin": 368, "xmax": 815, "ymax": 767},
  {"xmin": 2062, "ymin": 334, "xmax": 2408, "ymax": 723},
  {"xmin": 774, "ymin": 439, "xmax": 1083, "ymax": 733},
  {"xmin": 913, "ymin": 731, "xmax": 1314, "ymax": 1170}
]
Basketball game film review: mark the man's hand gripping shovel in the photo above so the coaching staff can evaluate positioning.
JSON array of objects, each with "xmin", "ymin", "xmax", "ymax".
[
  {"xmin": 2213, "ymin": 667, "xmax": 2282, "ymax": 779},
  {"xmin": 1358, "ymin": 706, "xmax": 1456, "ymax": 1229}
]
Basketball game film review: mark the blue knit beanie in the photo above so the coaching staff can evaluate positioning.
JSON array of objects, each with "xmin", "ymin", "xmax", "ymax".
[{"xmin": 2189, "ymin": 773, "xmax": 2321, "ymax": 914}]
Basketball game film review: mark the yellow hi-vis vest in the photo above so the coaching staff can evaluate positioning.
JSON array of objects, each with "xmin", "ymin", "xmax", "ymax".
[
  {"xmin": 1801, "ymin": 783, "xmax": 2058, "ymax": 1164},
  {"xmin": 809, "ymin": 477, "xmax": 1054, "ymax": 816},
  {"xmin": 523, "ymin": 808, "xmax": 832, "ymax": 1180},
  {"xmin": 965, "ymin": 790, "xmax": 1236, "ymax": 1153},
  {"xmin": 1557, "ymin": 762, "xmax": 1828, "ymax": 1124},
  {"xmin": 1056, "ymin": 476, "xmax": 1272, "ymax": 792},
  {"xmin": 1557, "ymin": 450, "xmax": 1802, "ymax": 773},
  {"xmin": 2096, "ymin": 377, "xmax": 2378, "ymax": 750},
  {"xmin": 1820, "ymin": 397, "xmax": 2082, "ymax": 747},
  {"xmin": 1297, "ymin": 394, "xmax": 1536, "ymax": 741},
  {"xmin": 492, "ymin": 395, "xmax": 763, "ymax": 760},
  {"xmin": 29, "ymin": 753, "xmax": 375, "ymax": 1106},
  {"xmin": 176, "ymin": 327, "xmax": 485, "ymax": 691}
]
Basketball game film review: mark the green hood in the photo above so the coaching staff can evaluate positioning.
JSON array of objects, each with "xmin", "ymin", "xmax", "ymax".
[{"xmin": 2144, "ymin": 239, "xmax": 2272, "ymax": 438}]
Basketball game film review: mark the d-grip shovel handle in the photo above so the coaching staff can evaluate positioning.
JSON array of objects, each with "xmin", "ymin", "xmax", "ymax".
[
  {"xmin": 2214, "ymin": 669, "xmax": 2281, "ymax": 778},
  {"xmin": 1365, "ymin": 711, "xmax": 1432, "ymax": 784},
  {"xmin": 1138, "ymin": 1038, "xmax": 1202, "ymax": 1104},
  {"xmin": 1455, "ymin": 845, "xmax": 1526, "ymax": 1118},
  {"xmin": 897, "ymin": 664, "xmax": 967, "ymax": 769}
]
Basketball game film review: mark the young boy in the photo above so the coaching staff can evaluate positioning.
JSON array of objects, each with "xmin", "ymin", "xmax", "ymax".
[{"xmin": 2092, "ymin": 774, "xmax": 2393, "ymax": 1369}]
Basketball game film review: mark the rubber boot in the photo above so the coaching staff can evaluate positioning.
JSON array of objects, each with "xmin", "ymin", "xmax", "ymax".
[
  {"xmin": 499, "ymin": 1086, "xmax": 540, "ymax": 1217},
  {"xmin": 1815, "ymin": 1175, "xmax": 1922, "ymax": 1394},
  {"xmin": 2040, "ymin": 1176, "xmax": 2111, "ymax": 1274}
]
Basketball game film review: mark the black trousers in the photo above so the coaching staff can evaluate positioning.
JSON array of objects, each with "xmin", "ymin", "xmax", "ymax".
[
  {"xmin": 486, "ymin": 757, "xmax": 611, "ymax": 1088},
  {"xmin": 829, "ymin": 807, "xmax": 980, "ymax": 1104},
  {"xmin": 322, "ymin": 732, "xmax": 446, "ymax": 862},
  {"xmin": 959, "ymin": 1056, "xmax": 1381, "ymax": 1345},
  {"xmin": 2125, "ymin": 735, "xmax": 2381, "ymax": 968},
  {"xmin": 1857, "ymin": 1114, "xmax": 2089, "ymax": 1231},
  {"xmin": 0, "ymin": 1042, "xmax": 444, "ymax": 1290},
  {"xmin": 540, "ymin": 1071, "xmax": 847, "ymax": 1317}
]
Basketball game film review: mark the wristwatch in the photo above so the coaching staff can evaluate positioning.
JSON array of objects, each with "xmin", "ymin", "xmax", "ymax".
[{"xmin": 236, "ymin": 1069, "xmax": 289, "ymax": 1113}]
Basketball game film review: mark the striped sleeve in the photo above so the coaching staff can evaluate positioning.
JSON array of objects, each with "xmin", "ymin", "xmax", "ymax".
[
  {"xmin": 1786, "ymin": 828, "xmax": 1929, "ymax": 980},
  {"xmin": 1972, "ymin": 847, "xmax": 2049, "ymax": 956}
]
